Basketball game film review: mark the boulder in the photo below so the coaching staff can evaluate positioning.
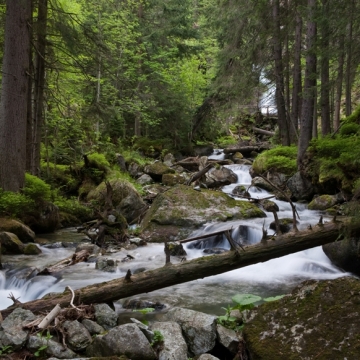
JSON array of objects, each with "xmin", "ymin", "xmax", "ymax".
[
  {"xmin": 0, "ymin": 308, "xmax": 37, "ymax": 350},
  {"xmin": 144, "ymin": 162, "xmax": 175, "ymax": 182},
  {"xmin": 128, "ymin": 162, "xmax": 144, "ymax": 178},
  {"xmin": 23, "ymin": 202, "xmax": 61, "ymax": 233},
  {"xmin": 323, "ymin": 236, "xmax": 360, "ymax": 276},
  {"xmin": 0, "ymin": 232, "xmax": 25, "ymax": 254},
  {"xmin": 94, "ymin": 303, "xmax": 117, "ymax": 330},
  {"xmin": 243, "ymin": 277, "xmax": 360, "ymax": 359},
  {"xmin": 308, "ymin": 193, "xmax": 344, "ymax": 211},
  {"xmin": 95, "ymin": 257, "xmax": 118, "ymax": 272},
  {"xmin": 162, "ymin": 173, "xmax": 187, "ymax": 186},
  {"xmin": 63, "ymin": 320, "xmax": 92, "ymax": 352},
  {"xmin": 0, "ymin": 218, "xmax": 35, "ymax": 243},
  {"xmin": 204, "ymin": 166, "xmax": 238, "ymax": 188},
  {"xmin": 86, "ymin": 323, "xmax": 156, "ymax": 359},
  {"xmin": 81, "ymin": 319, "xmax": 105, "ymax": 335},
  {"xmin": 163, "ymin": 153, "xmax": 176, "ymax": 167},
  {"xmin": 136, "ymin": 174, "xmax": 154, "ymax": 185},
  {"xmin": 193, "ymin": 145, "xmax": 214, "ymax": 157},
  {"xmin": 24, "ymin": 243, "xmax": 42, "ymax": 255},
  {"xmin": 198, "ymin": 355, "xmax": 220, "ymax": 360},
  {"xmin": 165, "ymin": 307, "xmax": 217, "ymax": 356},
  {"xmin": 151, "ymin": 321, "xmax": 188, "ymax": 360},
  {"xmin": 141, "ymin": 184, "xmax": 265, "ymax": 242},
  {"xmin": 216, "ymin": 324, "xmax": 240, "ymax": 355},
  {"xmin": 287, "ymin": 171, "xmax": 316, "ymax": 201}
]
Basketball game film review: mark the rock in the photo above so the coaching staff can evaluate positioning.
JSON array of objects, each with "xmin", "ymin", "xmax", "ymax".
[
  {"xmin": 287, "ymin": 171, "xmax": 316, "ymax": 201},
  {"xmin": 81, "ymin": 319, "xmax": 105, "ymax": 335},
  {"xmin": 116, "ymin": 153, "xmax": 127, "ymax": 172},
  {"xmin": 0, "ymin": 308, "xmax": 37, "ymax": 350},
  {"xmin": 130, "ymin": 318, "xmax": 154, "ymax": 342},
  {"xmin": 75, "ymin": 242, "xmax": 101, "ymax": 255},
  {"xmin": 128, "ymin": 162, "xmax": 144, "ymax": 178},
  {"xmin": 163, "ymin": 153, "xmax": 176, "ymax": 167},
  {"xmin": 261, "ymin": 199, "xmax": 279, "ymax": 212},
  {"xmin": 141, "ymin": 184, "xmax": 265, "ymax": 242},
  {"xmin": 151, "ymin": 321, "xmax": 188, "ymax": 360},
  {"xmin": 269, "ymin": 218, "xmax": 296, "ymax": 234},
  {"xmin": 243, "ymin": 277, "xmax": 360, "ymax": 359},
  {"xmin": 95, "ymin": 257, "xmax": 118, "ymax": 272},
  {"xmin": 63, "ymin": 320, "xmax": 92, "ymax": 351},
  {"xmin": 216, "ymin": 324, "xmax": 240, "ymax": 355},
  {"xmin": 136, "ymin": 174, "xmax": 155, "ymax": 185},
  {"xmin": 87, "ymin": 179, "xmax": 146, "ymax": 223},
  {"xmin": 129, "ymin": 237, "xmax": 147, "ymax": 246},
  {"xmin": 0, "ymin": 218, "xmax": 35, "ymax": 243},
  {"xmin": 232, "ymin": 185, "xmax": 250, "ymax": 198},
  {"xmin": 144, "ymin": 162, "xmax": 175, "ymax": 182},
  {"xmin": 165, "ymin": 307, "xmax": 217, "ymax": 356},
  {"xmin": 204, "ymin": 166, "xmax": 238, "ymax": 188},
  {"xmin": 198, "ymin": 355, "xmax": 220, "ymax": 360},
  {"xmin": 122, "ymin": 299, "xmax": 165, "ymax": 311},
  {"xmin": 24, "ymin": 243, "xmax": 42, "ymax": 255},
  {"xmin": 86, "ymin": 323, "xmax": 156, "ymax": 359},
  {"xmin": 27, "ymin": 335, "xmax": 77, "ymax": 359},
  {"xmin": 251, "ymin": 177, "xmax": 275, "ymax": 192},
  {"xmin": 308, "ymin": 193, "xmax": 343, "ymax": 210},
  {"xmin": 162, "ymin": 173, "xmax": 186, "ymax": 186},
  {"xmin": 167, "ymin": 242, "xmax": 187, "ymax": 256},
  {"xmin": 323, "ymin": 236, "xmax": 360, "ymax": 276},
  {"xmin": 24, "ymin": 202, "xmax": 61, "ymax": 233},
  {"xmin": 94, "ymin": 303, "xmax": 117, "ymax": 330},
  {"xmin": 193, "ymin": 145, "xmax": 214, "ymax": 157},
  {"xmin": 0, "ymin": 232, "xmax": 25, "ymax": 254},
  {"xmin": 233, "ymin": 152, "xmax": 244, "ymax": 161}
]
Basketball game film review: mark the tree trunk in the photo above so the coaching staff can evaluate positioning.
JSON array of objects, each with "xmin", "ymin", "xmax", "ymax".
[
  {"xmin": 290, "ymin": 4, "xmax": 302, "ymax": 143},
  {"xmin": 0, "ymin": 220, "xmax": 351, "ymax": 318},
  {"xmin": 345, "ymin": 0, "xmax": 355, "ymax": 117},
  {"xmin": 334, "ymin": 36, "xmax": 345, "ymax": 131},
  {"xmin": 272, "ymin": 0, "xmax": 289, "ymax": 146},
  {"xmin": 297, "ymin": 0, "xmax": 317, "ymax": 172},
  {"xmin": 320, "ymin": 0, "xmax": 330, "ymax": 135},
  {"xmin": 0, "ymin": 0, "xmax": 32, "ymax": 191}
]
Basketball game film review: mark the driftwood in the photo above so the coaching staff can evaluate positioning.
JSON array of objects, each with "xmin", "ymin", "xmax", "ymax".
[
  {"xmin": 223, "ymin": 143, "xmax": 271, "ymax": 155},
  {"xmin": 1, "ymin": 220, "xmax": 352, "ymax": 319},
  {"xmin": 186, "ymin": 163, "xmax": 213, "ymax": 185},
  {"xmin": 37, "ymin": 250, "xmax": 90, "ymax": 276}
]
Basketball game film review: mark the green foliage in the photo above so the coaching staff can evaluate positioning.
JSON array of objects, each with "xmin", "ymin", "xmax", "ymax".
[
  {"xmin": 344, "ymin": 104, "xmax": 360, "ymax": 124},
  {"xmin": 216, "ymin": 135, "xmax": 238, "ymax": 147},
  {"xmin": 0, "ymin": 189, "xmax": 34, "ymax": 217},
  {"xmin": 87, "ymin": 152, "xmax": 111, "ymax": 170},
  {"xmin": 263, "ymin": 295, "xmax": 285, "ymax": 302},
  {"xmin": 133, "ymin": 308, "xmax": 155, "ymax": 314},
  {"xmin": 252, "ymin": 146, "xmax": 297, "ymax": 175},
  {"xmin": 23, "ymin": 173, "xmax": 52, "ymax": 203},
  {"xmin": 232, "ymin": 293, "xmax": 262, "ymax": 310},
  {"xmin": 54, "ymin": 197, "xmax": 93, "ymax": 223},
  {"xmin": 151, "ymin": 330, "xmax": 164, "ymax": 347},
  {"xmin": 0, "ymin": 345, "xmax": 12, "ymax": 355},
  {"xmin": 339, "ymin": 123, "xmax": 360, "ymax": 136},
  {"xmin": 34, "ymin": 330, "xmax": 52, "ymax": 357}
]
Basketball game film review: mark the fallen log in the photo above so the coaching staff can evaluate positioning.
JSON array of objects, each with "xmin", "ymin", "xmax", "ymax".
[
  {"xmin": 223, "ymin": 143, "xmax": 271, "ymax": 155},
  {"xmin": 1, "ymin": 220, "xmax": 354, "ymax": 318},
  {"xmin": 253, "ymin": 127, "xmax": 275, "ymax": 136}
]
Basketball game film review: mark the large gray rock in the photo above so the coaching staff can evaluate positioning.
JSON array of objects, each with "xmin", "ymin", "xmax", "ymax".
[
  {"xmin": 286, "ymin": 171, "xmax": 316, "ymax": 201},
  {"xmin": 81, "ymin": 319, "xmax": 105, "ymax": 335},
  {"xmin": 151, "ymin": 322, "xmax": 188, "ymax": 360},
  {"xmin": 144, "ymin": 162, "xmax": 175, "ymax": 182},
  {"xmin": 165, "ymin": 307, "xmax": 217, "ymax": 356},
  {"xmin": 63, "ymin": 320, "xmax": 92, "ymax": 351},
  {"xmin": 243, "ymin": 277, "xmax": 360, "ymax": 359},
  {"xmin": 204, "ymin": 166, "xmax": 238, "ymax": 188},
  {"xmin": 86, "ymin": 323, "xmax": 156, "ymax": 359},
  {"xmin": 94, "ymin": 303, "xmax": 117, "ymax": 330},
  {"xmin": 27, "ymin": 335, "xmax": 77, "ymax": 359},
  {"xmin": 0, "ymin": 218, "xmax": 35, "ymax": 243},
  {"xmin": 0, "ymin": 232, "xmax": 25, "ymax": 254},
  {"xmin": 308, "ymin": 193, "xmax": 344, "ymax": 210},
  {"xmin": 198, "ymin": 355, "xmax": 220, "ymax": 360},
  {"xmin": 216, "ymin": 324, "xmax": 240, "ymax": 355},
  {"xmin": 0, "ymin": 308, "xmax": 37, "ymax": 350}
]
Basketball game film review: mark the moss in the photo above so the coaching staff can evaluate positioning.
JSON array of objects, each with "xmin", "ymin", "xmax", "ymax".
[
  {"xmin": 24, "ymin": 243, "xmax": 42, "ymax": 255},
  {"xmin": 307, "ymin": 194, "xmax": 335, "ymax": 210}
]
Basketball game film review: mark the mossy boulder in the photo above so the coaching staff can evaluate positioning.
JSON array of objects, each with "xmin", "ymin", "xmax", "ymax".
[
  {"xmin": 308, "ymin": 193, "xmax": 343, "ymax": 211},
  {"xmin": 0, "ymin": 232, "xmax": 25, "ymax": 254},
  {"xmin": 162, "ymin": 173, "xmax": 187, "ymax": 186},
  {"xmin": 244, "ymin": 277, "xmax": 360, "ymax": 359},
  {"xmin": 144, "ymin": 162, "xmax": 175, "ymax": 182},
  {"xmin": 24, "ymin": 243, "xmax": 42, "ymax": 255},
  {"xmin": 0, "ymin": 218, "xmax": 35, "ymax": 243},
  {"xmin": 141, "ymin": 184, "xmax": 265, "ymax": 242}
]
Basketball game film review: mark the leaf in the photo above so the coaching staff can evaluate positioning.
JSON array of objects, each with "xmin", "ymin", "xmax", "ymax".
[
  {"xmin": 133, "ymin": 307, "xmax": 155, "ymax": 314},
  {"xmin": 263, "ymin": 295, "xmax": 285, "ymax": 302},
  {"xmin": 231, "ymin": 293, "xmax": 262, "ymax": 306}
]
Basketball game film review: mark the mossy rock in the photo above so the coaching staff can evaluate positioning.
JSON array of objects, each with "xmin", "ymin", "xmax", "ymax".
[
  {"xmin": 0, "ymin": 218, "xmax": 35, "ymax": 243},
  {"xmin": 162, "ymin": 173, "xmax": 186, "ymax": 186},
  {"xmin": 308, "ymin": 194, "xmax": 338, "ymax": 211},
  {"xmin": 244, "ymin": 277, "xmax": 360, "ymax": 359},
  {"xmin": 141, "ymin": 184, "xmax": 265, "ymax": 242},
  {"xmin": 24, "ymin": 243, "xmax": 42, "ymax": 255},
  {"xmin": 144, "ymin": 162, "xmax": 175, "ymax": 182},
  {"xmin": 0, "ymin": 232, "xmax": 25, "ymax": 254}
]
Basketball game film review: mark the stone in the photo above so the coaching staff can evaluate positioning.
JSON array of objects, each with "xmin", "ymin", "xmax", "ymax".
[
  {"xmin": 0, "ymin": 218, "xmax": 35, "ymax": 243},
  {"xmin": 216, "ymin": 324, "xmax": 240, "ymax": 355},
  {"xmin": 204, "ymin": 166, "xmax": 238, "ymax": 188},
  {"xmin": 75, "ymin": 242, "xmax": 101, "ymax": 255},
  {"xmin": 0, "ymin": 232, "xmax": 25, "ymax": 254},
  {"xmin": 24, "ymin": 243, "xmax": 42, "ymax": 255},
  {"xmin": 27, "ymin": 335, "xmax": 77, "ymax": 359},
  {"xmin": 136, "ymin": 174, "xmax": 154, "ymax": 185},
  {"xmin": 151, "ymin": 321, "xmax": 188, "ymax": 360},
  {"xmin": 287, "ymin": 171, "xmax": 315, "ymax": 201},
  {"xmin": 163, "ymin": 153, "xmax": 176, "ymax": 167},
  {"xmin": 165, "ymin": 307, "xmax": 217, "ymax": 356},
  {"xmin": 162, "ymin": 173, "xmax": 186, "ymax": 186},
  {"xmin": 243, "ymin": 277, "xmax": 360, "ymax": 359},
  {"xmin": 81, "ymin": 319, "xmax": 105, "ymax": 335},
  {"xmin": 198, "ymin": 355, "xmax": 220, "ymax": 360},
  {"xmin": 86, "ymin": 323, "xmax": 156, "ymax": 360},
  {"xmin": 63, "ymin": 320, "xmax": 92, "ymax": 351},
  {"xmin": 144, "ymin": 162, "xmax": 175, "ymax": 182},
  {"xmin": 308, "ymin": 193, "xmax": 343, "ymax": 211},
  {"xmin": 0, "ymin": 308, "xmax": 37, "ymax": 350},
  {"xmin": 95, "ymin": 257, "xmax": 118, "ymax": 272},
  {"xmin": 94, "ymin": 303, "xmax": 117, "ymax": 330}
]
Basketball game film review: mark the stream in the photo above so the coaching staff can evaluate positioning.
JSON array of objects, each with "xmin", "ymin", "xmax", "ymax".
[{"xmin": 0, "ymin": 152, "xmax": 350, "ymax": 314}]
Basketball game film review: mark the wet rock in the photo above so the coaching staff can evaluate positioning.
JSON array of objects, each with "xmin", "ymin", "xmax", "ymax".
[
  {"xmin": 205, "ymin": 166, "xmax": 238, "ymax": 188},
  {"xmin": 165, "ymin": 307, "xmax": 217, "ymax": 356},
  {"xmin": 232, "ymin": 185, "xmax": 250, "ymax": 198},
  {"xmin": 198, "ymin": 355, "xmax": 220, "ymax": 360},
  {"xmin": 269, "ymin": 218, "xmax": 296, "ymax": 233},
  {"xmin": 94, "ymin": 303, "xmax": 117, "ymax": 330},
  {"xmin": 167, "ymin": 242, "xmax": 187, "ymax": 256},
  {"xmin": 0, "ymin": 308, "xmax": 37, "ymax": 350},
  {"xmin": 0, "ymin": 218, "xmax": 35, "ymax": 243},
  {"xmin": 24, "ymin": 243, "xmax": 42, "ymax": 255},
  {"xmin": 86, "ymin": 323, "xmax": 156, "ymax": 359},
  {"xmin": 0, "ymin": 232, "xmax": 25, "ymax": 254},
  {"xmin": 162, "ymin": 173, "xmax": 186, "ymax": 186},
  {"xmin": 75, "ymin": 242, "xmax": 101, "ymax": 255},
  {"xmin": 95, "ymin": 257, "xmax": 118, "ymax": 272},
  {"xmin": 287, "ymin": 171, "xmax": 316, "ymax": 201},
  {"xmin": 81, "ymin": 319, "xmax": 105, "ymax": 335},
  {"xmin": 243, "ymin": 277, "xmax": 360, "ymax": 359},
  {"xmin": 122, "ymin": 299, "xmax": 165, "ymax": 311},
  {"xmin": 193, "ymin": 145, "xmax": 214, "ymax": 157},
  {"xmin": 261, "ymin": 199, "xmax": 279, "ymax": 212},
  {"xmin": 130, "ymin": 318, "xmax": 154, "ymax": 342},
  {"xmin": 308, "ymin": 193, "xmax": 344, "ymax": 211},
  {"xmin": 129, "ymin": 237, "xmax": 147, "ymax": 246},
  {"xmin": 63, "ymin": 320, "xmax": 92, "ymax": 352},
  {"xmin": 151, "ymin": 321, "xmax": 188, "ymax": 360},
  {"xmin": 251, "ymin": 177, "xmax": 275, "ymax": 192},
  {"xmin": 27, "ymin": 335, "xmax": 77, "ymax": 359},
  {"xmin": 216, "ymin": 324, "xmax": 240, "ymax": 355},
  {"xmin": 136, "ymin": 174, "xmax": 154, "ymax": 185},
  {"xmin": 144, "ymin": 162, "xmax": 175, "ymax": 182}
]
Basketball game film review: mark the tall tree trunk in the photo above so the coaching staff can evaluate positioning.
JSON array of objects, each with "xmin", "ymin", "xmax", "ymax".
[
  {"xmin": 272, "ymin": 0, "xmax": 289, "ymax": 146},
  {"xmin": 0, "ymin": 0, "xmax": 32, "ymax": 191},
  {"xmin": 297, "ymin": 0, "xmax": 317, "ymax": 172},
  {"xmin": 334, "ymin": 36, "xmax": 345, "ymax": 131},
  {"xmin": 320, "ymin": 0, "xmax": 330, "ymax": 135},
  {"xmin": 345, "ymin": 0, "xmax": 355, "ymax": 117},
  {"xmin": 291, "ymin": 5, "xmax": 302, "ymax": 143},
  {"xmin": 30, "ymin": 0, "xmax": 48, "ymax": 176}
]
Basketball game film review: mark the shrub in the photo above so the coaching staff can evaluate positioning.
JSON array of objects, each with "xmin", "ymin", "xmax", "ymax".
[
  {"xmin": 339, "ymin": 123, "xmax": 360, "ymax": 136},
  {"xmin": 22, "ymin": 173, "xmax": 52, "ymax": 203},
  {"xmin": 0, "ymin": 189, "xmax": 34, "ymax": 217}
]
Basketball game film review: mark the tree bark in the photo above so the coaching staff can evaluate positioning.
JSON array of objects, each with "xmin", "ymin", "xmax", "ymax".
[
  {"xmin": 0, "ymin": 0, "xmax": 31, "ymax": 191},
  {"xmin": 1, "ymin": 220, "xmax": 351, "ymax": 318},
  {"xmin": 334, "ymin": 36, "xmax": 345, "ymax": 131}
]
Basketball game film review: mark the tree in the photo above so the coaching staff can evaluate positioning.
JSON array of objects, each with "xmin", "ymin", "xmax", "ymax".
[{"xmin": 0, "ymin": 0, "xmax": 32, "ymax": 191}]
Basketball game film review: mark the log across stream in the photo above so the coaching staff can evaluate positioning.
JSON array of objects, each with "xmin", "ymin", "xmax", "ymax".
[{"xmin": 0, "ymin": 163, "xmax": 353, "ymax": 314}]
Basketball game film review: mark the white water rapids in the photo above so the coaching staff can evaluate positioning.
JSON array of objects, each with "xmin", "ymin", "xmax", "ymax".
[{"xmin": 0, "ymin": 153, "xmax": 350, "ymax": 313}]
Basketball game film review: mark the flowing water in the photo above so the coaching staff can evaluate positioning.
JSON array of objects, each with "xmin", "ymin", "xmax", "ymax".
[{"xmin": 0, "ymin": 152, "xmax": 350, "ymax": 313}]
